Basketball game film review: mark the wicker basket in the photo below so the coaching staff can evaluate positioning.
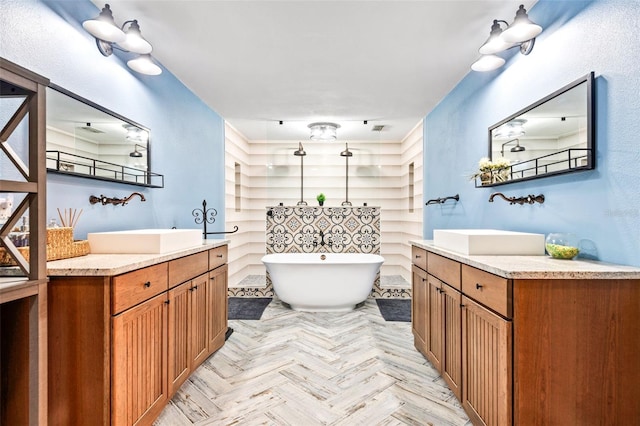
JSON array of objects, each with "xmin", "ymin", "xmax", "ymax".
[{"xmin": 0, "ymin": 227, "xmax": 90, "ymax": 266}]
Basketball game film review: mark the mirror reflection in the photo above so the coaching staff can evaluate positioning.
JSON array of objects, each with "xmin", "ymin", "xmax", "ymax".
[
  {"xmin": 45, "ymin": 85, "xmax": 163, "ymax": 187},
  {"xmin": 489, "ymin": 72, "xmax": 594, "ymax": 185}
]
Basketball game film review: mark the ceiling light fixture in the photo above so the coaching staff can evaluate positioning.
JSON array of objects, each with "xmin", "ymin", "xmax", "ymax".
[
  {"xmin": 308, "ymin": 122, "xmax": 340, "ymax": 141},
  {"xmin": 472, "ymin": 4, "xmax": 542, "ymax": 72},
  {"xmin": 83, "ymin": 4, "xmax": 162, "ymax": 75},
  {"xmin": 494, "ymin": 119, "xmax": 527, "ymax": 139}
]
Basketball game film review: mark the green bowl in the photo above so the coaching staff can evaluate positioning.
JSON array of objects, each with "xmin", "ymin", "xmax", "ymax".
[{"xmin": 545, "ymin": 243, "xmax": 579, "ymax": 259}]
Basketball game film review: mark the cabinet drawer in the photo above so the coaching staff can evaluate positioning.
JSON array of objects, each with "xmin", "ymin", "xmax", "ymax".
[
  {"xmin": 169, "ymin": 251, "xmax": 209, "ymax": 287},
  {"xmin": 428, "ymin": 253, "xmax": 461, "ymax": 290},
  {"xmin": 209, "ymin": 245, "xmax": 228, "ymax": 270},
  {"xmin": 411, "ymin": 246, "xmax": 427, "ymax": 271},
  {"xmin": 462, "ymin": 265, "xmax": 511, "ymax": 318},
  {"xmin": 112, "ymin": 263, "xmax": 168, "ymax": 314}
]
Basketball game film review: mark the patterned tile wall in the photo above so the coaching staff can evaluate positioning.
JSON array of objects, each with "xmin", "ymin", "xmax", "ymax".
[{"xmin": 229, "ymin": 206, "xmax": 410, "ymax": 299}]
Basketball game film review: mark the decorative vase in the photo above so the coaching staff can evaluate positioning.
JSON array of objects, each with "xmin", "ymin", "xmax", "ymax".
[
  {"xmin": 480, "ymin": 172, "xmax": 492, "ymax": 186},
  {"xmin": 545, "ymin": 233, "xmax": 580, "ymax": 259}
]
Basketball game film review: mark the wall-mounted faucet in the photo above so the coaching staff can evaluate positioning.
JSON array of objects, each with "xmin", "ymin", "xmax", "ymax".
[
  {"xmin": 89, "ymin": 192, "xmax": 146, "ymax": 206},
  {"xmin": 489, "ymin": 192, "xmax": 544, "ymax": 205}
]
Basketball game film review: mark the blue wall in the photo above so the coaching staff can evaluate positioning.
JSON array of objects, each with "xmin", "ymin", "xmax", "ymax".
[
  {"xmin": 423, "ymin": 0, "xmax": 640, "ymax": 267},
  {"xmin": 1, "ymin": 0, "xmax": 226, "ymax": 238}
]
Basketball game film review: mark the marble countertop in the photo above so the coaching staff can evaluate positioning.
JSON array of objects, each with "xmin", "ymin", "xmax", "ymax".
[
  {"xmin": 47, "ymin": 239, "xmax": 229, "ymax": 277},
  {"xmin": 410, "ymin": 240, "xmax": 640, "ymax": 280}
]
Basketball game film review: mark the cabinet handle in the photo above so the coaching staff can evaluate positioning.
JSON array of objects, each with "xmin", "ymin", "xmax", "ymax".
[
  {"xmin": 415, "ymin": 254, "xmax": 421, "ymax": 258},
  {"xmin": 460, "ymin": 304, "xmax": 465, "ymax": 308},
  {"xmin": 144, "ymin": 281, "xmax": 151, "ymax": 288},
  {"xmin": 164, "ymin": 300, "xmax": 170, "ymax": 305},
  {"xmin": 217, "ymin": 254, "xmax": 224, "ymax": 258},
  {"xmin": 476, "ymin": 283, "xmax": 483, "ymax": 290},
  {"xmin": 193, "ymin": 285, "xmax": 198, "ymax": 290},
  {"xmin": 422, "ymin": 278, "xmax": 426, "ymax": 282}
]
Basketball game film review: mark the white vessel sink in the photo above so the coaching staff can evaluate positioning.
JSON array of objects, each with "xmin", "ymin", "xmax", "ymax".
[
  {"xmin": 433, "ymin": 229, "xmax": 545, "ymax": 256},
  {"xmin": 88, "ymin": 229, "xmax": 203, "ymax": 254}
]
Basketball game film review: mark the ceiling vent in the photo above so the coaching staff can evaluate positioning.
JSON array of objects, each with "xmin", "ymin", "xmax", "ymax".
[
  {"xmin": 372, "ymin": 125, "xmax": 385, "ymax": 132},
  {"xmin": 78, "ymin": 123, "xmax": 105, "ymax": 134}
]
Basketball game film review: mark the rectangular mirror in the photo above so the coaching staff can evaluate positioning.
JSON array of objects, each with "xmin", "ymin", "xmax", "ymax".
[
  {"xmin": 46, "ymin": 84, "xmax": 163, "ymax": 187},
  {"xmin": 487, "ymin": 72, "xmax": 594, "ymax": 186}
]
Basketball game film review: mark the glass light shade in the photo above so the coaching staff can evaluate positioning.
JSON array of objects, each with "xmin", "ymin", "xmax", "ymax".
[
  {"xmin": 478, "ymin": 20, "xmax": 513, "ymax": 55},
  {"xmin": 471, "ymin": 55, "xmax": 505, "ymax": 72},
  {"xmin": 501, "ymin": 5, "xmax": 542, "ymax": 43},
  {"xmin": 118, "ymin": 20, "xmax": 153, "ymax": 54},
  {"xmin": 479, "ymin": 36, "xmax": 513, "ymax": 55},
  {"xmin": 308, "ymin": 122, "xmax": 340, "ymax": 141},
  {"xmin": 82, "ymin": 5, "xmax": 125, "ymax": 43},
  {"xmin": 127, "ymin": 54, "xmax": 162, "ymax": 75}
]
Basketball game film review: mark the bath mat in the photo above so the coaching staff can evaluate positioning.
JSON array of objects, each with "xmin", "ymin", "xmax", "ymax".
[
  {"xmin": 228, "ymin": 297, "xmax": 272, "ymax": 320},
  {"xmin": 376, "ymin": 299, "xmax": 411, "ymax": 322}
]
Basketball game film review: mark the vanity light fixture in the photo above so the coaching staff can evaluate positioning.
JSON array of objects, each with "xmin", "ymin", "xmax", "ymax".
[
  {"xmin": 83, "ymin": 4, "xmax": 162, "ymax": 75},
  {"xmin": 308, "ymin": 122, "xmax": 340, "ymax": 141},
  {"xmin": 472, "ymin": 4, "xmax": 542, "ymax": 72}
]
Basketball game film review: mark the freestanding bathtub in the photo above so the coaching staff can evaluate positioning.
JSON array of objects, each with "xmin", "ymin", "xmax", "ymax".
[{"xmin": 261, "ymin": 253, "xmax": 384, "ymax": 312}]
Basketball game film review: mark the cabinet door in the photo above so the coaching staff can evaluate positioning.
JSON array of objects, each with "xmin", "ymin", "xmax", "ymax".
[
  {"xmin": 426, "ymin": 275, "xmax": 443, "ymax": 372},
  {"xmin": 411, "ymin": 265, "xmax": 428, "ymax": 355},
  {"xmin": 208, "ymin": 265, "xmax": 228, "ymax": 354},
  {"xmin": 112, "ymin": 293, "xmax": 168, "ymax": 426},
  {"xmin": 441, "ymin": 284, "xmax": 462, "ymax": 401},
  {"xmin": 190, "ymin": 273, "xmax": 209, "ymax": 367},
  {"xmin": 462, "ymin": 296, "xmax": 512, "ymax": 426},
  {"xmin": 167, "ymin": 281, "xmax": 191, "ymax": 396}
]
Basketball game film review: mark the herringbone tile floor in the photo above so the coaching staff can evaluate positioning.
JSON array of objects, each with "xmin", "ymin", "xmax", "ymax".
[{"xmin": 154, "ymin": 298, "xmax": 471, "ymax": 426}]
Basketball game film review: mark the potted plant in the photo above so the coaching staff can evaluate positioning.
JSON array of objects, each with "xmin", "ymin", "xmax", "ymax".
[
  {"xmin": 470, "ymin": 157, "xmax": 511, "ymax": 185},
  {"xmin": 316, "ymin": 193, "xmax": 326, "ymax": 206}
]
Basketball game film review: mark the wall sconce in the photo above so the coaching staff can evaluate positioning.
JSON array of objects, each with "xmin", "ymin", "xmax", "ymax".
[
  {"xmin": 129, "ymin": 143, "xmax": 146, "ymax": 158},
  {"xmin": 471, "ymin": 4, "xmax": 542, "ymax": 72},
  {"xmin": 83, "ymin": 4, "xmax": 162, "ymax": 75},
  {"xmin": 308, "ymin": 122, "xmax": 340, "ymax": 141}
]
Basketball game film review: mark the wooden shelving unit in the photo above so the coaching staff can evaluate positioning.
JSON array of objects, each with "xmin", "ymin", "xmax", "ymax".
[{"xmin": 1, "ymin": 57, "xmax": 49, "ymax": 426}]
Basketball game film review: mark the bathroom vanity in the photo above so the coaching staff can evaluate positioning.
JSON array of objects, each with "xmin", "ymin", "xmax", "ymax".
[
  {"xmin": 410, "ymin": 241, "xmax": 640, "ymax": 425},
  {"xmin": 46, "ymin": 240, "xmax": 229, "ymax": 426}
]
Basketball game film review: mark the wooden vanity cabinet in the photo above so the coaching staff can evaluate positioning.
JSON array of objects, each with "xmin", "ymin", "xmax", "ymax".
[
  {"xmin": 411, "ymin": 256, "xmax": 428, "ymax": 354},
  {"xmin": 411, "ymin": 243, "xmax": 640, "ymax": 425},
  {"xmin": 48, "ymin": 245, "xmax": 229, "ymax": 426},
  {"xmin": 461, "ymin": 296, "xmax": 512, "ymax": 426},
  {"xmin": 208, "ymin": 264, "xmax": 228, "ymax": 353},
  {"xmin": 412, "ymin": 250, "xmax": 463, "ymax": 400},
  {"xmin": 112, "ymin": 292, "xmax": 169, "ymax": 426}
]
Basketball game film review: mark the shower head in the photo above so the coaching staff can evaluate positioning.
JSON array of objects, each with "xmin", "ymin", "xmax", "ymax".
[
  {"xmin": 129, "ymin": 143, "xmax": 145, "ymax": 157},
  {"xmin": 293, "ymin": 142, "xmax": 306, "ymax": 156},
  {"xmin": 511, "ymin": 143, "xmax": 526, "ymax": 153},
  {"xmin": 340, "ymin": 143, "xmax": 353, "ymax": 157}
]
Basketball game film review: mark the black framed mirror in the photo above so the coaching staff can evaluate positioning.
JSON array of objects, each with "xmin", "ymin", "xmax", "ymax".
[
  {"xmin": 485, "ymin": 72, "xmax": 594, "ymax": 186},
  {"xmin": 45, "ymin": 84, "xmax": 164, "ymax": 187}
]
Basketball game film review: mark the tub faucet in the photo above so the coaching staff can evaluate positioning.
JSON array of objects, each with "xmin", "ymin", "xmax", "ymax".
[{"xmin": 315, "ymin": 230, "xmax": 332, "ymax": 247}]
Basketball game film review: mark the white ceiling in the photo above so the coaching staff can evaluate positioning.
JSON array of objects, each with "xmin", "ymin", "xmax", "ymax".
[{"xmin": 99, "ymin": 0, "xmax": 536, "ymax": 141}]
